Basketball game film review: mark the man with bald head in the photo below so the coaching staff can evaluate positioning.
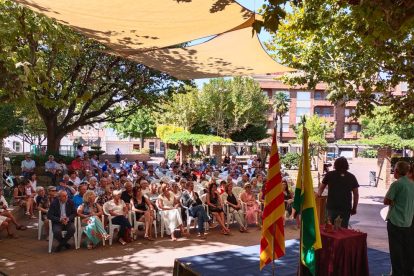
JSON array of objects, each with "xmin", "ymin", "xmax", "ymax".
[
  {"xmin": 47, "ymin": 190, "xmax": 77, "ymax": 252},
  {"xmin": 237, "ymin": 174, "xmax": 250, "ymax": 188}
]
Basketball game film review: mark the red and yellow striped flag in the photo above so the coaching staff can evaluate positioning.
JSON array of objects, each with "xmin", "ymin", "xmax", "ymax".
[{"xmin": 260, "ymin": 129, "xmax": 286, "ymax": 270}]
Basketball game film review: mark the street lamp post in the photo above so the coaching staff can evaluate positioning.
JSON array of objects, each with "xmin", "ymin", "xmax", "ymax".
[
  {"xmin": 139, "ymin": 131, "xmax": 143, "ymax": 151},
  {"xmin": 19, "ymin": 117, "xmax": 28, "ymax": 153},
  {"xmin": 320, "ymin": 123, "xmax": 328, "ymax": 140}
]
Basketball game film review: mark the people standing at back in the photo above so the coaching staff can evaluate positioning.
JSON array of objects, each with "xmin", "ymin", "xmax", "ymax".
[
  {"xmin": 316, "ymin": 157, "xmax": 359, "ymax": 228},
  {"xmin": 384, "ymin": 161, "xmax": 414, "ymax": 276}
]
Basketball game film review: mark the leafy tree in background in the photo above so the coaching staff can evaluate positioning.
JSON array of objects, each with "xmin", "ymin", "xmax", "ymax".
[
  {"xmin": 256, "ymin": 0, "xmax": 414, "ymax": 35},
  {"xmin": 360, "ymin": 106, "xmax": 414, "ymax": 139},
  {"xmin": 264, "ymin": 0, "xmax": 414, "ymax": 121},
  {"xmin": 272, "ymin": 91, "xmax": 290, "ymax": 142},
  {"xmin": 0, "ymin": 1, "xmax": 188, "ymax": 152},
  {"xmin": 107, "ymin": 107, "xmax": 156, "ymax": 146},
  {"xmin": 230, "ymin": 124, "xmax": 270, "ymax": 142},
  {"xmin": 198, "ymin": 77, "xmax": 270, "ymax": 138}
]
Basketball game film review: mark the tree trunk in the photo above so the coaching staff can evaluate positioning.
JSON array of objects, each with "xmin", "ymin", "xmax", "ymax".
[
  {"xmin": 0, "ymin": 137, "xmax": 3, "ymax": 193},
  {"xmin": 279, "ymin": 114, "xmax": 283, "ymax": 143},
  {"xmin": 333, "ymin": 103, "xmax": 338, "ymax": 140}
]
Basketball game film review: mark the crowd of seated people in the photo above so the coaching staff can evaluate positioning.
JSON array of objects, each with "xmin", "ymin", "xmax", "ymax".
[{"xmin": 5, "ymin": 154, "xmax": 288, "ymax": 252}]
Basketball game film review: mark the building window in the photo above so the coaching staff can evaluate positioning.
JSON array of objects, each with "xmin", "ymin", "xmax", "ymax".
[
  {"xmin": 149, "ymin": 142, "xmax": 155, "ymax": 151},
  {"xmin": 13, "ymin": 141, "xmax": 21, "ymax": 152},
  {"xmin": 297, "ymin": 92, "xmax": 311, "ymax": 101},
  {"xmin": 345, "ymin": 109, "xmax": 350, "ymax": 116},
  {"xmin": 133, "ymin": 144, "xmax": 140, "ymax": 150},
  {"xmin": 315, "ymin": 92, "xmax": 322, "ymax": 100},
  {"xmin": 282, "ymin": 123, "xmax": 290, "ymax": 133},
  {"xmin": 324, "ymin": 92, "xmax": 329, "ymax": 100},
  {"xmin": 322, "ymin": 108, "xmax": 331, "ymax": 116},
  {"xmin": 351, "ymin": 125, "xmax": 359, "ymax": 132},
  {"xmin": 160, "ymin": 142, "xmax": 165, "ymax": 151},
  {"xmin": 344, "ymin": 124, "xmax": 350, "ymax": 133},
  {"xmin": 296, "ymin": 107, "xmax": 310, "ymax": 117},
  {"xmin": 314, "ymin": 108, "xmax": 321, "ymax": 115}
]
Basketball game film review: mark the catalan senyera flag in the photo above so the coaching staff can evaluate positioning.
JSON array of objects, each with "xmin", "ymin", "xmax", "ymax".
[
  {"xmin": 260, "ymin": 129, "xmax": 285, "ymax": 270},
  {"xmin": 293, "ymin": 128, "xmax": 322, "ymax": 275}
]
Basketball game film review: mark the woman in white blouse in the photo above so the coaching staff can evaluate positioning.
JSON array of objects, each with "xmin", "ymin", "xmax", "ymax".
[
  {"xmin": 107, "ymin": 190, "xmax": 138, "ymax": 245},
  {"xmin": 158, "ymin": 184, "xmax": 189, "ymax": 241}
]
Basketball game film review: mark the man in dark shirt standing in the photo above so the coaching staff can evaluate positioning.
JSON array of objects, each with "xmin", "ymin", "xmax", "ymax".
[{"xmin": 316, "ymin": 157, "xmax": 359, "ymax": 228}]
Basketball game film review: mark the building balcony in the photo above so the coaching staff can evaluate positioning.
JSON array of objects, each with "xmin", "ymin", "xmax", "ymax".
[
  {"xmin": 344, "ymin": 116, "xmax": 361, "ymax": 123},
  {"xmin": 343, "ymin": 131, "xmax": 362, "ymax": 139},
  {"xmin": 317, "ymin": 114, "xmax": 335, "ymax": 122},
  {"xmin": 313, "ymin": 99, "xmax": 332, "ymax": 106},
  {"xmin": 345, "ymin": 101, "xmax": 358, "ymax": 107}
]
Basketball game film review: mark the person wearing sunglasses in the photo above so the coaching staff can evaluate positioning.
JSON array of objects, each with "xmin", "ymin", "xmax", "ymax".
[
  {"xmin": 21, "ymin": 154, "xmax": 36, "ymax": 180},
  {"xmin": 97, "ymin": 184, "xmax": 114, "ymax": 206}
]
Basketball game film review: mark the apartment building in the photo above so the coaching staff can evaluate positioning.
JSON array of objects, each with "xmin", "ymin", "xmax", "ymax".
[{"xmin": 251, "ymin": 73, "xmax": 407, "ymax": 142}]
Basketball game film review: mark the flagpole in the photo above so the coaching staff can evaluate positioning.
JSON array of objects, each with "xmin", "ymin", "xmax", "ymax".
[
  {"xmin": 298, "ymin": 115, "xmax": 306, "ymax": 276},
  {"xmin": 271, "ymin": 120, "xmax": 277, "ymax": 276}
]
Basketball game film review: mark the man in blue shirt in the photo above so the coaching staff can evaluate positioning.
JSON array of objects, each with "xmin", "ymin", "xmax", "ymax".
[
  {"xmin": 56, "ymin": 178, "xmax": 76, "ymax": 199},
  {"xmin": 21, "ymin": 154, "xmax": 35, "ymax": 179},
  {"xmin": 45, "ymin": 155, "xmax": 58, "ymax": 186},
  {"xmin": 72, "ymin": 183, "xmax": 87, "ymax": 208}
]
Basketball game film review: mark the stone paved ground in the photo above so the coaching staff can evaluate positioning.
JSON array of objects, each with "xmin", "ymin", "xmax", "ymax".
[{"xmin": 0, "ymin": 160, "xmax": 390, "ymax": 276}]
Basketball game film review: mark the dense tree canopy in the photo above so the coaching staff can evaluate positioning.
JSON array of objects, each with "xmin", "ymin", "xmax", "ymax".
[
  {"xmin": 264, "ymin": 0, "xmax": 414, "ymax": 121},
  {"xmin": 0, "ymin": 1, "xmax": 188, "ymax": 152}
]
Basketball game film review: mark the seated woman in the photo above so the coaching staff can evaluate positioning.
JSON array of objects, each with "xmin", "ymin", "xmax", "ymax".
[
  {"xmin": 77, "ymin": 190, "xmax": 110, "ymax": 249},
  {"xmin": 130, "ymin": 185, "xmax": 155, "ymax": 241},
  {"xmin": 107, "ymin": 190, "xmax": 138, "ymax": 245},
  {"xmin": 157, "ymin": 184, "xmax": 189, "ymax": 241},
  {"xmin": 171, "ymin": 182, "xmax": 182, "ymax": 200},
  {"xmin": 206, "ymin": 183, "xmax": 229, "ymax": 235},
  {"xmin": 12, "ymin": 180, "xmax": 36, "ymax": 219},
  {"xmin": 256, "ymin": 174, "xmax": 265, "ymax": 190},
  {"xmin": 0, "ymin": 188, "xmax": 27, "ymax": 232},
  {"xmin": 241, "ymin": 183, "xmax": 262, "ymax": 227},
  {"xmin": 250, "ymin": 178, "xmax": 260, "ymax": 196},
  {"xmin": 198, "ymin": 172, "xmax": 207, "ymax": 183},
  {"xmin": 35, "ymin": 186, "xmax": 51, "ymax": 240},
  {"xmin": 283, "ymin": 180, "xmax": 300, "ymax": 229},
  {"xmin": 56, "ymin": 159, "xmax": 68, "ymax": 177},
  {"xmin": 97, "ymin": 184, "xmax": 114, "ymax": 206},
  {"xmin": 222, "ymin": 183, "xmax": 247, "ymax": 232}
]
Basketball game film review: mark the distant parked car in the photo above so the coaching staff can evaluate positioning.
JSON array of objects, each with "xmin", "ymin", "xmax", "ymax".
[
  {"xmin": 327, "ymin": 153, "xmax": 339, "ymax": 159},
  {"xmin": 339, "ymin": 151, "xmax": 353, "ymax": 158},
  {"xmin": 156, "ymin": 151, "xmax": 164, "ymax": 155}
]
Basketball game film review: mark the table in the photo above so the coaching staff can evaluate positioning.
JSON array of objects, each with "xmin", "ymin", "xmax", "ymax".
[
  {"xmin": 302, "ymin": 225, "xmax": 369, "ymax": 276},
  {"xmin": 315, "ymin": 196, "xmax": 327, "ymax": 225}
]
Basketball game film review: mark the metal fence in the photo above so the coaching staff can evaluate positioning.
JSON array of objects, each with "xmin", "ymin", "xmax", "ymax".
[{"xmin": 29, "ymin": 145, "xmax": 76, "ymax": 157}]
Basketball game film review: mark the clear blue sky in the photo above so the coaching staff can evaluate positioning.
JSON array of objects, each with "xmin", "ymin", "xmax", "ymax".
[{"xmin": 191, "ymin": 0, "xmax": 271, "ymax": 89}]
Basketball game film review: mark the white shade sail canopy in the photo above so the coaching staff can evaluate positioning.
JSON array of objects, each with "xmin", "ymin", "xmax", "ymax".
[
  {"xmin": 14, "ymin": 0, "xmax": 256, "ymax": 51},
  {"xmin": 107, "ymin": 27, "xmax": 296, "ymax": 80}
]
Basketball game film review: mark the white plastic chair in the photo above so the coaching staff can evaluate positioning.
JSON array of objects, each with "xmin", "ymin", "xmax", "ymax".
[
  {"xmin": 76, "ymin": 213, "xmax": 106, "ymax": 248},
  {"xmin": 48, "ymin": 217, "xmax": 78, "ymax": 252},
  {"xmin": 180, "ymin": 198, "xmax": 203, "ymax": 233},
  {"xmin": 156, "ymin": 200, "xmax": 182, "ymax": 237},
  {"xmin": 131, "ymin": 206, "xmax": 157, "ymax": 239},
  {"xmin": 233, "ymin": 187, "xmax": 248, "ymax": 227},
  {"xmin": 102, "ymin": 202, "xmax": 121, "ymax": 245}
]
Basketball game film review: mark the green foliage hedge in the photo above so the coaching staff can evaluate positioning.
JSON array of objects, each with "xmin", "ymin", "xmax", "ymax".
[
  {"xmin": 391, "ymin": 157, "xmax": 414, "ymax": 170},
  {"xmin": 10, "ymin": 152, "xmax": 75, "ymax": 166},
  {"xmin": 280, "ymin": 152, "xmax": 301, "ymax": 169},
  {"xmin": 357, "ymin": 150, "xmax": 378, "ymax": 158},
  {"xmin": 166, "ymin": 149, "xmax": 178, "ymax": 160},
  {"xmin": 163, "ymin": 132, "xmax": 231, "ymax": 146},
  {"xmin": 338, "ymin": 135, "xmax": 414, "ymax": 150},
  {"xmin": 140, "ymin": 147, "xmax": 151, "ymax": 154}
]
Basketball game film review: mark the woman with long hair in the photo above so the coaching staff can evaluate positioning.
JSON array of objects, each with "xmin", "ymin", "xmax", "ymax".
[
  {"xmin": 206, "ymin": 183, "xmax": 229, "ymax": 235},
  {"xmin": 130, "ymin": 185, "xmax": 155, "ymax": 241},
  {"xmin": 223, "ymin": 183, "xmax": 247, "ymax": 232}
]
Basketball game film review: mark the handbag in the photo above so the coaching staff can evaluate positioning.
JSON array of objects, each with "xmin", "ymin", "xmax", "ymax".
[{"xmin": 124, "ymin": 228, "xmax": 132, "ymax": 243}]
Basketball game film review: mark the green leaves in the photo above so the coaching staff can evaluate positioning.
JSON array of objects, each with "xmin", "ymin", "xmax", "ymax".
[{"xmin": 163, "ymin": 132, "xmax": 231, "ymax": 146}]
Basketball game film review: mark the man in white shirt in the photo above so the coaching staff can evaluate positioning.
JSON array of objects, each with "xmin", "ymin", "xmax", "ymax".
[
  {"xmin": 115, "ymin": 148, "xmax": 121, "ymax": 163},
  {"xmin": 247, "ymin": 155, "xmax": 254, "ymax": 168}
]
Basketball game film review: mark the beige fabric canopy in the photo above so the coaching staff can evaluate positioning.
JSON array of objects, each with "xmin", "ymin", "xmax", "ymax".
[
  {"xmin": 14, "ymin": 0, "xmax": 256, "ymax": 51},
  {"xmin": 107, "ymin": 27, "xmax": 296, "ymax": 80}
]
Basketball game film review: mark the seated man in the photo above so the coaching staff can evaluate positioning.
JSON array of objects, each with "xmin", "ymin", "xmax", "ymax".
[
  {"xmin": 102, "ymin": 160, "xmax": 109, "ymax": 173},
  {"xmin": 90, "ymin": 155, "xmax": 102, "ymax": 178},
  {"xmin": 47, "ymin": 190, "xmax": 77, "ymax": 252},
  {"xmin": 181, "ymin": 181, "xmax": 215, "ymax": 239},
  {"xmin": 56, "ymin": 178, "xmax": 76, "ymax": 199},
  {"xmin": 21, "ymin": 154, "xmax": 36, "ymax": 180},
  {"xmin": 72, "ymin": 183, "xmax": 87, "ymax": 208},
  {"xmin": 45, "ymin": 155, "xmax": 58, "ymax": 186},
  {"xmin": 121, "ymin": 182, "xmax": 133, "ymax": 205}
]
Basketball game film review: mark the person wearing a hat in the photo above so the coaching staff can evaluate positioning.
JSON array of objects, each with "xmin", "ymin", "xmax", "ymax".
[
  {"xmin": 56, "ymin": 178, "xmax": 76, "ymax": 199},
  {"xmin": 45, "ymin": 155, "xmax": 58, "ymax": 186}
]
